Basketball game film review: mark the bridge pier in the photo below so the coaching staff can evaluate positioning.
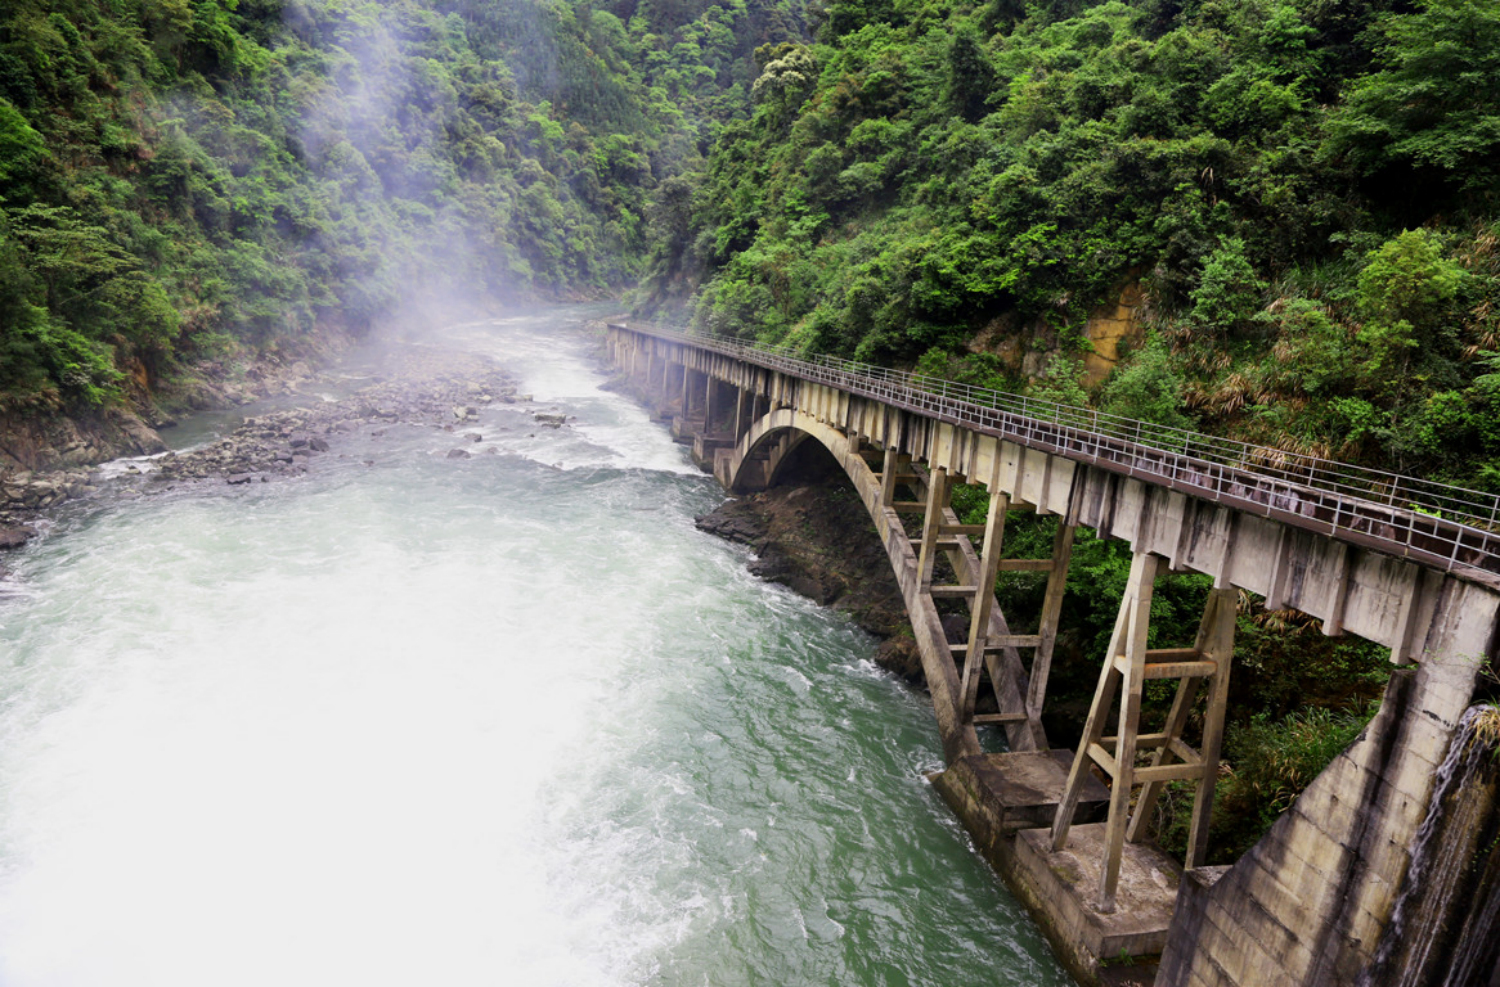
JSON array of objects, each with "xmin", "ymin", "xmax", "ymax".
[{"xmin": 1048, "ymin": 554, "xmax": 1237, "ymax": 911}]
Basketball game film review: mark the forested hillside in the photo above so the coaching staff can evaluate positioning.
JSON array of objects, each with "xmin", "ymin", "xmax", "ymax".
[
  {"xmin": 647, "ymin": 0, "xmax": 1500, "ymax": 493},
  {"xmin": 6, "ymin": 0, "xmax": 1498, "ymax": 871},
  {"xmin": 10, "ymin": 0, "xmax": 1497, "ymax": 495},
  {"xmin": 0, "ymin": 0, "xmax": 804, "ymax": 412}
]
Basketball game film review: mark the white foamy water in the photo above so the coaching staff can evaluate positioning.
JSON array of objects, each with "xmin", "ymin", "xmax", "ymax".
[{"xmin": 0, "ymin": 310, "xmax": 1067, "ymax": 987}]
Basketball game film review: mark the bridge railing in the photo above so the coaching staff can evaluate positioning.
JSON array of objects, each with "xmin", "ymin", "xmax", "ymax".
[{"xmin": 616, "ymin": 323, "xmax": 1500, "ymax": 581}]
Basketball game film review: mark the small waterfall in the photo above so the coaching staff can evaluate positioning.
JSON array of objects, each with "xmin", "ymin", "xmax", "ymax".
[{"xmin": 1359, "ymin": 705, "xmax": 1500, "ymax": 987}]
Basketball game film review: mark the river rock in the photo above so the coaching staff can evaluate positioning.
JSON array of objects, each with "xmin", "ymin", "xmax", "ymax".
[
  {"xmin": 112, "ymin": 410, "xmax": 168, "ymax": 456},
  {"xmin": 695, "ymin": 475, "xmax": 922, "ymax": 683},
  {"xmin": 694, "ymin": 506, "xmax": 766, "ymax": 547},
  {"xmin": 446, "ymin": 448, "xmax": 471, "ymax": 459},
  {"xmin": 225, "ymin": 473, "xmax": 254, "ymax": 485},
  {"xmin": 0, "ymin": 526, "xmax": 34, "ymax": 549}
]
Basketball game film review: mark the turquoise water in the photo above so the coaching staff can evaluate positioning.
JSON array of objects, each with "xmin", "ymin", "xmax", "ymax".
[{"xmin": 0, "ymin": 310, "xmax": 1068, "ymax": 986}]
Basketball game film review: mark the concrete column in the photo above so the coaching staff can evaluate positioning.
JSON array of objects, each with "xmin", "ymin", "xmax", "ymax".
[
  {"xmin": 960, "ymin": 488, "xmax": 1010, "ymax": 718},
  {"xmin": 734, "ymin": 387, "xmax": 750, "ymax": 441},
  {"xmin": 682, "ymin": 368, "xmax": 697, "ymax": 419},
  {"xmin": 1051, "ymin": 551, "xmax": 1159, "ymax": 913},
  {"xmin": 1026, "ymin": 521, "xmax": 1077, "ymax": 718},
  {"xmin": 881, "ymin": 446, "xmax": 900, "ymax": 508},
  {"xmin": 917, "ymin": 467, "xmax": 951, "ymax": 592}
]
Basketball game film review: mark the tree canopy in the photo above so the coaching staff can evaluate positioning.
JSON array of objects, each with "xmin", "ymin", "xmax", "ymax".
[
  {"xmin": 0, "ymin": 0, "xmax": 807, "ymax": 407},
  {"xmin": 635, "ymin": 0, "xmax": 1500, "ymax": 493}
]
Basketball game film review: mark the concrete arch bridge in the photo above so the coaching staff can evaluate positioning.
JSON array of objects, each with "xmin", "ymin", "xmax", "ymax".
[{"xmin": 604, "ymin": 322, "xmax": 1500, "ymax": 987}]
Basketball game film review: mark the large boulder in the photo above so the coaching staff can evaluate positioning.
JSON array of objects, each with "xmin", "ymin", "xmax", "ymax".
[{"xmin": 0, "ymin": 526, "xmax": 35, "ymax": 550}]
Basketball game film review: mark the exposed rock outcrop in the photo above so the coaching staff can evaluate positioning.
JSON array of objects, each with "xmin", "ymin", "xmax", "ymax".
[
  {"xmin": 696, "ymin": 478, "xmax": 925, "ymax": 683},
  {"xmin": 0, "ymin": 407, "xmax": 166, "ymax": 473}
]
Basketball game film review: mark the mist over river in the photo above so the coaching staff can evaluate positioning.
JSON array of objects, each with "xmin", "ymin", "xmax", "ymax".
[{"xmin": 0, "ymin": 309, "xmax": 1067, "ymax": 987}]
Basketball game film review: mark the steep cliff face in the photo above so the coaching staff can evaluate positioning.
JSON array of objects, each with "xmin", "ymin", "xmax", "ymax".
[
  {"xmin": 0, "ymin": 408, "xmax": 164, "ymax": 473},
  {"xmin": 963, "ymin": 280, "xmax": 1147, "ymax": 392},
  {"xmin": 1080, "ymin": 282, "xmax": 1147, "ymax": 389}
]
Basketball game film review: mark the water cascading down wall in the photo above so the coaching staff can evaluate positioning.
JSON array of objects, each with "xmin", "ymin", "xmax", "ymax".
[
  {"xmin": 1355, "ymin": 706, "xmax": 1500, "ymax": 987},
  {"xmin": 604, "ymin": 323, "xmax": 1500, "ymax": 987}
]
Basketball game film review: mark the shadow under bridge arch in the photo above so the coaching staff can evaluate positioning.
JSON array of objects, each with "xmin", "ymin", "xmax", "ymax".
[{"xmin": 718, "ymin": 407, "xmax": 1048, "ymax": 763}]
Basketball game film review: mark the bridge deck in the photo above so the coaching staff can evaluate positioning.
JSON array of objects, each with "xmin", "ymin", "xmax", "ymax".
[{"xmin": 615, "ymin": 322, "xmax": 1500, "ymax": 591}]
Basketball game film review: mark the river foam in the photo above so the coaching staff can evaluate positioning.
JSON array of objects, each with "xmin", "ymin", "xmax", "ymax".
[{"xmin": 0, "ymin": 310, "xmax": 1067, "ymax": 987}]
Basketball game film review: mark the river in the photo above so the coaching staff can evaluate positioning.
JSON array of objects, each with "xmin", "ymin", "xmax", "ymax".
[{"xmin": 0, "ymin": 309, "xmax": 1067, "ymax": 986}]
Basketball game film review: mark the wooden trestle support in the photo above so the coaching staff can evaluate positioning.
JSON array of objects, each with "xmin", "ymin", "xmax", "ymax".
[
  {"xmin": 870, "ymin": 447, "xmax": 1076, "ymax": 749},
  {"xmin": 1050, "ymin": 551, "xmax": 1237, "ymax": 913}
]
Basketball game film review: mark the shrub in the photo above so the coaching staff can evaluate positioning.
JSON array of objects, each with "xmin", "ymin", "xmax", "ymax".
[{"xmin": 1153, "ymin": 704, "xmax": 1377, "ymax": 864}]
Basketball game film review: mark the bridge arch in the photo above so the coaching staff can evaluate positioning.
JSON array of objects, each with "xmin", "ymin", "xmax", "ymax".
[
  {"xmin": 720, "ymin": 405, "xmax": 1051, "ymax": 762},
  {"xmin": 727, "ymin": 409, "xmax": 826, "ymax": 495}
]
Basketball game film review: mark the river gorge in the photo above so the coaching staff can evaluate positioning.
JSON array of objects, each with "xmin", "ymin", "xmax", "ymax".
[{"xmin": 0, "ymin": 309, "xmax": 1068, "ymax": 986}]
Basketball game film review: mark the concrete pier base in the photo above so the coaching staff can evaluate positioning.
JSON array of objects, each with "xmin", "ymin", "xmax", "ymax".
[
  {"xmin": 1011, "ymin": 824, "xmax": 1182, "ymax": 983},
  {"xmin": 932, "ymin": 752, "xmax": 1175, "ymax": 985},
  {"xmin": 669, "ymin": 415, "xmax": 703, "ymax": 442},
  {"xmin": 690, "ymin": 431, "xmax": 735, "ymax": 469},
  {"xmin": 936, "ymin": 753, "xmax": 1170, "ymax": 978},
  {"xmin": 933, "ymin": 750, "xmax": 1106, "ymax": 846}
]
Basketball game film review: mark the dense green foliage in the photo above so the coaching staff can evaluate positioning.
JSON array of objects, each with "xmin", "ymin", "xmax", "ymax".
[
  {"xmin": 0, "ymin": 0, "xmax": 805, "ymax": 408},
  {"xmin": 9, "ymin": 0, "xmax": 1497, "ymax": 866},
  {"xmin": 1153, "ymin": 704, "xmax": 1377, "ymax": 864},
  {"xmin": 652, "ymin": 0, "xmax": 1500, "ymax": 491}
]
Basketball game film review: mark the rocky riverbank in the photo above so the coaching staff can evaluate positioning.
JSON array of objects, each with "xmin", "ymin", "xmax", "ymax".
[
  {"xmin": 0, "ymin": 324, "xmax": 362, "ymax": 478},
  {"xmin": 694, "ymin": 477, "xmax": 928, "ymax": 684},
  {"xmin": 0, "ymin": 343, "xmax": 521, "ymax": 572}
]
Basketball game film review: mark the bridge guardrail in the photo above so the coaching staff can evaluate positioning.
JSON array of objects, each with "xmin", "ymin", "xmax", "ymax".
[{"xmin": 613, "ymin": 322, "xmax": 1500, "ymax": 583}]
